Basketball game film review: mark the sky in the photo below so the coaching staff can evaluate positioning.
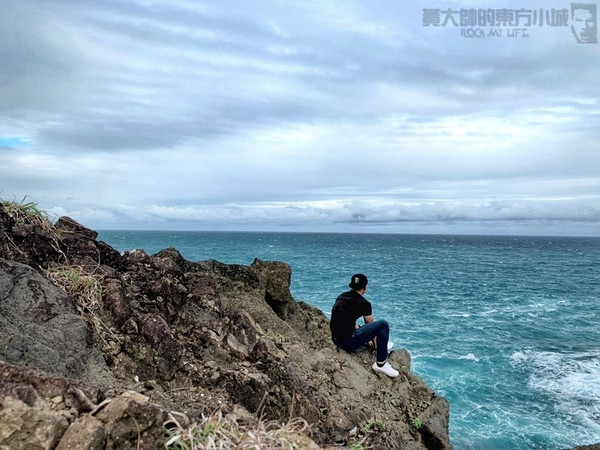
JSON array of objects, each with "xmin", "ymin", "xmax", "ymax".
[{"xmin": 1, "ymin": 0, "xmax": 599, "ymax": 235}]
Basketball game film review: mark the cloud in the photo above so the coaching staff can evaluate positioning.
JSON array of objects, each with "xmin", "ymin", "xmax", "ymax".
[
  {"xmin": 44, "ymin": 195, "xmax": 600, "ymax": 237},
  {"xmin": 0, "ymin": 0, "xmax": 599, "ymax": 235}
]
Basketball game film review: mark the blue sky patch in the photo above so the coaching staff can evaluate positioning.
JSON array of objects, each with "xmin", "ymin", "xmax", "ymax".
[{"xmin": 0, "ymin": 137, "xmax": 30, "ymax": 148}]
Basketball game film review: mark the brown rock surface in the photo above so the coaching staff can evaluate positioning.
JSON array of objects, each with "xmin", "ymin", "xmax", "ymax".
[
  {"xmin": 56, "ymin": 414, "xmax": 106, "ymax": 450},
  {"xmin": 0, "ymin": 396, "xmax": 68, "ymax": 450}
]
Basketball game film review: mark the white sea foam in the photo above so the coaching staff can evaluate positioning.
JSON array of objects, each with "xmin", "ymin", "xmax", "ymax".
[
  {"xmin": 511, "ymin": 348, "xmax": 600, "ymax": 435},
  {"xmin": 414, "ymin": 352, "xmax": 480, "ymax": 362},
  {"xmin": 509, "ymin": 351, "xmax": 528, "ymax": 364},
  {"xmin": 530, "ymin": 352, "xmax": 600, "ymax": 400},
  {"xmin": 446, "ymin": 313, "xmax": 470, "ymax": 318}
]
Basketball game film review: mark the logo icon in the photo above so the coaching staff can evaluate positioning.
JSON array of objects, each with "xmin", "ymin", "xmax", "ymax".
[{"xmin": 571, "ymin": 3, "xmax": 598, "ymax": 43}]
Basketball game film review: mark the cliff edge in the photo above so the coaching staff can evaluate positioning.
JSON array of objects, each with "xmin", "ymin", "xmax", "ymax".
[{"xmin": 0, "ymin": 202, "xmax": 452, "ymax": 449}]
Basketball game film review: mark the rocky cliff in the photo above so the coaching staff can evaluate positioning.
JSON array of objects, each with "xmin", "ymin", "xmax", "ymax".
[{"xmin": 0, "ymin": 202, "xmax": 452, "ymax": 449}]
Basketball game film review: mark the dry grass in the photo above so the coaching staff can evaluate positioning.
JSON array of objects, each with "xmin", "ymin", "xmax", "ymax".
[
  {"xmin": 1, "ymin": 198, "xmax": 65, "ymax": 262},
  {"xmin": 1, "ymin": 198, "xmax": 53, "ymax": 228},
  {"xmin": 46, "ymin": 265, "xmax": 103, "ymax": 313},
  {"xmin": 46, "ymin": 264, "xmax": 119, "ymax": 345},
  {"xmin": 164, "ymin": 410, "xmax": 320, "ymax": 450}
]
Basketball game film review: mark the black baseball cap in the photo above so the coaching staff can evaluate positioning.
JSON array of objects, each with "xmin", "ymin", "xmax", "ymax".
[{"xmin": 349, "ymin": 273, "xmax": 368, "ymax": 290}]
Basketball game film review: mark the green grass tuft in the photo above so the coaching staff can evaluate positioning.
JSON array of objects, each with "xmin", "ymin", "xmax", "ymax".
[
  {"xmin": 1, "ymin": 196, "xmax": 52, "ymax": 227},
  {"xmin": 411, "ymin": 418, "xmax": 422, "ymax": 430}
]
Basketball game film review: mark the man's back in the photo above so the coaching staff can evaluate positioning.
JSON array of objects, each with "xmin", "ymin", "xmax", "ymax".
[{"xmin": 330, "ymin": 290, "xmax": 372, "ymax": 342}]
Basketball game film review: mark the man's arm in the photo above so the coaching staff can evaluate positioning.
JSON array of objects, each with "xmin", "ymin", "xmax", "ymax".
[{"xmin": 356, "ymin": 314, "xmax": 374, "ymax": 329}]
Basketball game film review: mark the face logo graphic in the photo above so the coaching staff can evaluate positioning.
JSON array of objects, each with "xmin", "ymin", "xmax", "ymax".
[{"xmin": 571, "ymin": 3, "xmax": 598, "ymax": 43}]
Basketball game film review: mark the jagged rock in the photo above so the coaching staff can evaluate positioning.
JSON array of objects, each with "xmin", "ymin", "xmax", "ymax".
[
  {"xmin": 153, "ymin": 247, "xmax": 188, "ymax": 269},
  {"xmin": 0, "ymin": 204, "xmax": 63, "ymax": 269},
  {"xmin": 101, "ymin": 279, "xmax": 133, "ymax": 328},
  {"xmin": 0, "ymin": 259, "xmax": 114, "ymax": 389},
  {"xmin": 0, "ymin": 362, "xmax": 170, "ymax": 450},
  {"xmin": 0, "ymin": 396, "xmax": 68, "ymax": 450},
  {"xmin": 184, "ymin": 271, "xmax": 222, "ymax": 316},
  {"xmin": 419, "ymin": 397, "xmax": 452, "ymax": 450},
  {"xmin": 0, "ymin": 361, "xmax": 104, "ymax": 413},
  {"xmin": 0, "ymin": 382, "xmax": 38, "ymax": 408},
  {"xmin": 251, "ymin": 258, "xmax": 295, "ymax": 319},
  {"xmin": 94, "ymin": 392, "xmax": 166, "ymax": 450},
  {"xmin": 56, "ymin": 414, "xmax": 106, "ymax": 450},
  {"xmin": 55, "ymin": 216, "xmax": 99, "ymax": 240},
  {"xmin": 138, "ymin": 313, "xmax": 182, "ymax": 380}
]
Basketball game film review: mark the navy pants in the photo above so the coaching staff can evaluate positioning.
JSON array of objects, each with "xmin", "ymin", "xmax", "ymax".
[{"xmin": 335, "ymin": 319, "xmax": 390, "ymax": 362}]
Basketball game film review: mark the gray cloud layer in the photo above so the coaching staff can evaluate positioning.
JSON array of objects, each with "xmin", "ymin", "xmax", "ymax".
[{"xmin": 1, "ymin": 0, "xmax": 599, "ymax": 235}]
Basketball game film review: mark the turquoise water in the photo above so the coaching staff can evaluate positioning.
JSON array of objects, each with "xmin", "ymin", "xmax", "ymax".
[{"xmin": 98, "ymin": 231, "xmax": 600, "ymax": 449}]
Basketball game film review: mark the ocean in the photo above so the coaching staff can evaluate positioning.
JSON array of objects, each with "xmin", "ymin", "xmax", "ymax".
[{"xmin": 97, "ymin": 231, "xmax": 600, "ymax": 450}]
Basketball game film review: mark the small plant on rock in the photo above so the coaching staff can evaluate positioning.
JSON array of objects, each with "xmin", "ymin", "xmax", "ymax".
[
  {"xmin": 348, "ymin": 444, "xmax": 365, "ymax": 450},
  {"xmin": 411, "ymin": 418, "xmax": 422, "ymax": 430},
  {"xmin": 360, "ymin": 418, "xmax": 386, "ymax": 434}
]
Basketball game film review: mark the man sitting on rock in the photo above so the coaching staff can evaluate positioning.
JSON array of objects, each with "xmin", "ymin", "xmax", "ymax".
[{"xmin": 330, "ymin": 274, "xmax": 399, "ymax": 378}]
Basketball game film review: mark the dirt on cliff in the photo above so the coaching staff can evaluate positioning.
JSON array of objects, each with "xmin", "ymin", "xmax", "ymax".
[{"xmin": 0, "ymin": 202, "xmax": 452, "ymax": 449}]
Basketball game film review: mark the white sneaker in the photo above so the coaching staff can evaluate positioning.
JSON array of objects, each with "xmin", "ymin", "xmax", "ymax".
[
  {"xmin": 387, "ymin": 341, "xmax": 394, "ymax": 351},
  {"xmin": 372, "ymin": 361, "xmax": 400, "ymax": 378}
]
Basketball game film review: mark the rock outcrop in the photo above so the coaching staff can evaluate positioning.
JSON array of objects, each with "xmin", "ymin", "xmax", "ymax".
[
  {"xmin": 0, "ymin": 202, "xmax": 453, "ymax": 449},
  {"xmin": 0, "ymin": 259, "xmax": 114, "ymax": 389}
]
